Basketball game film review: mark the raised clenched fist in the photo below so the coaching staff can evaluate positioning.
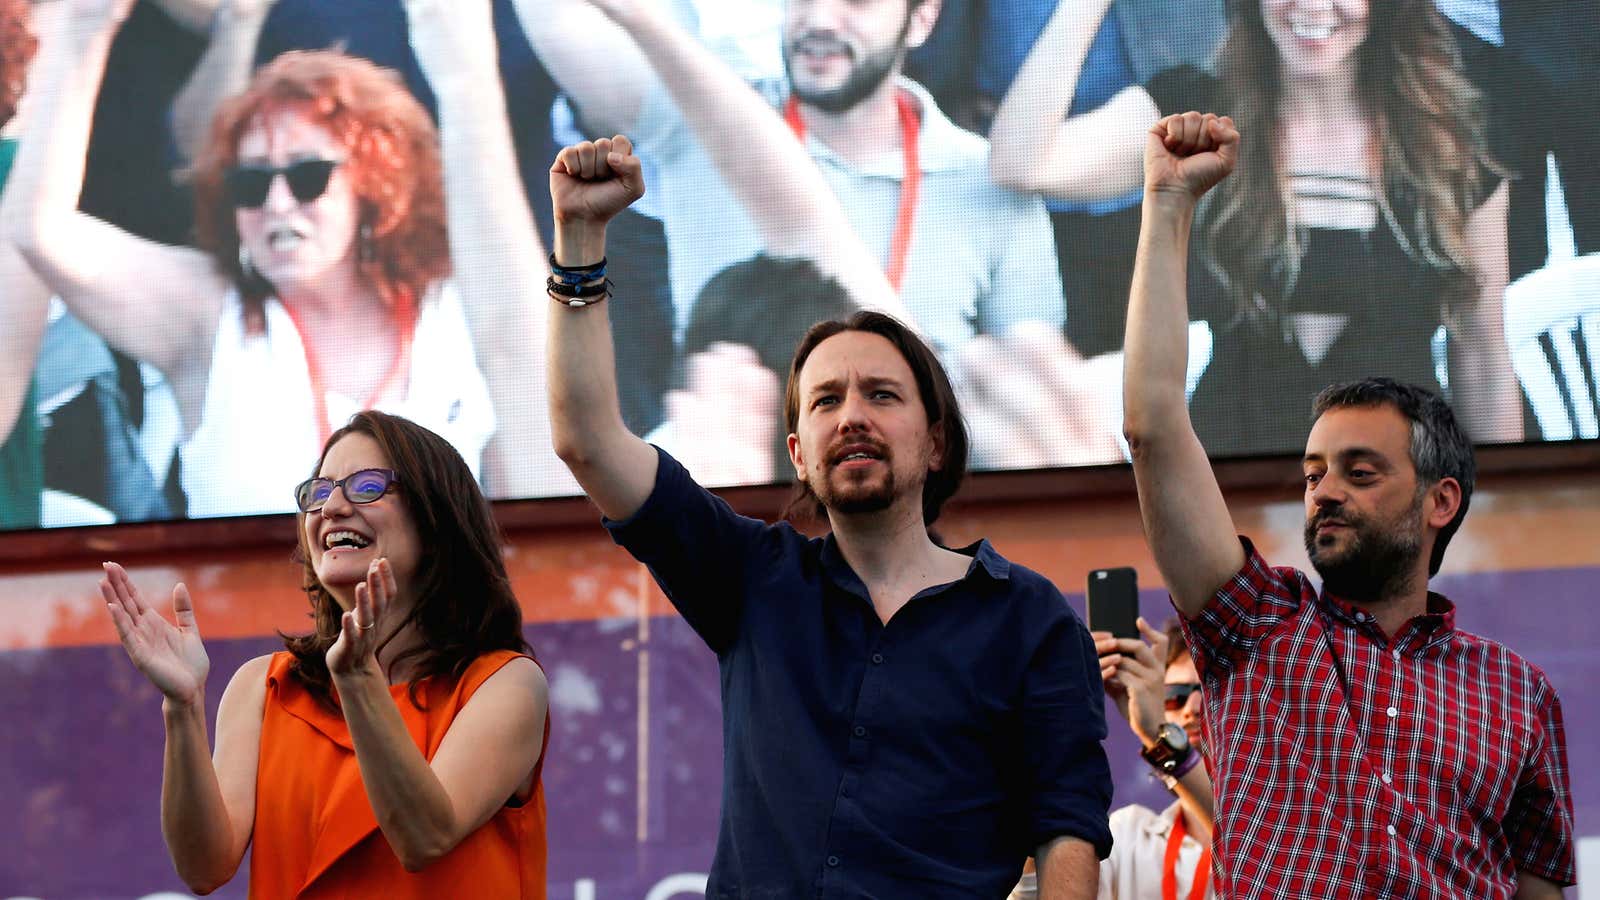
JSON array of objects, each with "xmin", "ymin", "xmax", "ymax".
[
  {"xmin": 1144, "ymin": 111, "xmax": 1240, "ymax": 203},
  {"xmin": 549, "ymin": 135, "xmax": 647, "ymax": 230}
]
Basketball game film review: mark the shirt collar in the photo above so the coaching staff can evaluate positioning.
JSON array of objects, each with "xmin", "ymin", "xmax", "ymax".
[
  {"xmin": 1318, "ymin": 588, "xmax": 1458, "ymax": 657},
  {"xmin": 963, "ymin": 539, "xmax": 1012, "ymax": 581},
  {"xmin": 787, "ymin": 76, "xmax": 976, "ymax": 178},
  {"xmin": 819, "ymin": 534, "xmax": 1011, "ymax": 600},
  {"xmin": 1139, "ymin": 800, "xmax": 1186, "ymax": 839},
  {"xmin": 1413, "ymin": 591, "xmax": 1458, "ymax": 655}
]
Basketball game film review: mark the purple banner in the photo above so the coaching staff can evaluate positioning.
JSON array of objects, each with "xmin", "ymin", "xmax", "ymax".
[{"xmin": 3, "ymin": 566, "xmax": 1596, "ymax": 898}]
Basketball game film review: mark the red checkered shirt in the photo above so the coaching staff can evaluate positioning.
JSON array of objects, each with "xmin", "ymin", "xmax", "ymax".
[{"xmin": 1178, "ymin": 538, "xmax": 1575, "ymax": 899}]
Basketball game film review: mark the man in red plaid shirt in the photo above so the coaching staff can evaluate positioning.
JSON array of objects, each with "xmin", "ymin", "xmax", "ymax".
[{"xmin": 1120, "ymin": 110, "xmax": 1576, "ymax": 899}]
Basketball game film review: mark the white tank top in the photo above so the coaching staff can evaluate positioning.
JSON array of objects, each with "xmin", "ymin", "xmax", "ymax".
[{"xmin": 179, "ymin": 282, "xmax": 496, "ymax": 518}]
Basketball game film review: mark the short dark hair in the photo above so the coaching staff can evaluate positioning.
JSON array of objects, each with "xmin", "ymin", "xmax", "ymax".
[
  {"xmin": 685, "ymin": 255, "xmax": 858, "ymax": 479},
  {"xmin": 782, "ymin": 310, "xmax": 968, "ymax": 525},
  {"xmin": 1164, "ymin": 619, "xmax": 1191, "ymax": 669},
  {"xmin": 1312, "ymin": 378, "xmax": 1476, "ymax": 576},
  {"xmin": 287, "ymin": 410, "xmax": 528, "ymax": 707}
]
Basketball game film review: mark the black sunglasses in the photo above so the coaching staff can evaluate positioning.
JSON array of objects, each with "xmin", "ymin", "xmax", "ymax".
[
  {"xmin": 295, "ymin": 467, "xmax": 401, "ymax": 513},
  {"xmin": 1164, "ymin": 682, "xmax": 1202, "ymax": 712},
  {"xmin": 224, "ymin": 158, "xmax": 341, "ymax": 209}
]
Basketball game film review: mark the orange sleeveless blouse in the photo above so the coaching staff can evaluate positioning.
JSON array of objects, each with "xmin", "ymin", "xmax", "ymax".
[{"xmin": 250, "ymin": 650, "xmax": 548, "ymax": 898}]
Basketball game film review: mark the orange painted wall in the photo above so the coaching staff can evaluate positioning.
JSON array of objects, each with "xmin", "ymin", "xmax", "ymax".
[{"xmin": 3, "ymin": 464, "xmax": 1596, "ymax": 654}]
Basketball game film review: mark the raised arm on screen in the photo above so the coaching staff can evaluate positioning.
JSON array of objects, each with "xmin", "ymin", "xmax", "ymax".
[
  {"xmin": 4, "ymin": 0, "xmax": 226, "ymax": 431},
  {"xmin": 404, "ymin": 0, "xmax": 573, "ymax": 498},
  {"xmin": 545, "ymin": 136, "xmax": 658, "ymax": 519},
  {"xmin": 508, "ymin": 0, "xmax": 658, "ymax": 137},
  {"xmin": 0, "ymin": 248, "xmax": 49, "ymax": 446},
  {"xmin": 148, "ymin": 0, "xmax": 223, "ymax": 34},
  {"xmin": 1451, "ymin": 182, "xmax": 1520, "ymax": 442},
  {"xmin": 1123, "ymin": 111, "xmax": 1244, "ymax": 617},
  {"xmin": 579, "ymin": 0, "xmax": 905, "ymax": 316},
  {"xmin": 988, "ymin": 0, "xmax": 1159, "ymax": 201},
  {"xmin": 169, "ymin": 0, "xmax": 275, "ymax": 165},
  {"xmin": 0, "ymin": 0, "xmax": 50, "ymax": 445}
]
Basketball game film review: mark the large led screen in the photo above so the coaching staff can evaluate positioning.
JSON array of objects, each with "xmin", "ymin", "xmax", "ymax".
[{"xmin": 0, "ymin": 0, "xmax": 1595, "ymax": 529}]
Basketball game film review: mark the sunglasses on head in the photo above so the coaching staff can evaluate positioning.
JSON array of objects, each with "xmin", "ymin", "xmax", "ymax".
[
  {"xmin": 224, "ymin": 158, "xmax": 341, "ymax": 209},
  {"xmin": 295, "ymin": 467, "xmax": 400, "ymax": 514},
  {"xmin": 1164, "ymin": 682, "xmax": 1202, "ymax": 712}
]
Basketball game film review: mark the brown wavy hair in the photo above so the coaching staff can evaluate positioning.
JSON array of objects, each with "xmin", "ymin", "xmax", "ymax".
[
  {"xmin": 192, "ymin": 50, "xmax": 450, "ymax": 334},
  {"xmin": 1201, "ymin": 0, "xmax": 1496, "ymax": 320},
  {"xmin": 285, "ymin": 411, "xmax": 528, "ymax": 708},
  {"xmin": 0, "ymin": 0, "xmax": 37, "ymax": 130},
  {"xmin": 782, "ymin": 311, "xmax": 969, "ymax": 525}
]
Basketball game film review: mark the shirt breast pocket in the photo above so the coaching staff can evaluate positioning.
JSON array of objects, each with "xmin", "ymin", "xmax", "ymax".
[
  {"xmin": 875, "ymin": 632, "xmax": 1024, "ymax": 785},
  {"xmin": 1415, "ymin": 694, "xmax": 1528, "ymax": 829}
]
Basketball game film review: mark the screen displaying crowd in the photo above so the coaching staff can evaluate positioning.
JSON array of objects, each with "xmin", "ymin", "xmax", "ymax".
[{"xmin": 0, "ymin": 0, "xmax": 1594, "ymax": 530}]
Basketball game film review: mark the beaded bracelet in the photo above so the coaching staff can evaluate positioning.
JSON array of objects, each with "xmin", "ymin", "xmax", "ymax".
[{"xmin": 547, "ymin": 276, "xmax": 612, "ymax": 308}]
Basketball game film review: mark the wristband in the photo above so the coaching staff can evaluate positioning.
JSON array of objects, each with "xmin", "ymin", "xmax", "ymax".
[
  {"xmin": 549, "ymin": 254, "xmax": 606, "ymax": 285},
  {"xmin": 1168, "ymin": 747, "xmax": 1202, "ymax": 779},
  {"xmin": 548, "ymin": 277, "xmax": 612, "ymax": 308}
]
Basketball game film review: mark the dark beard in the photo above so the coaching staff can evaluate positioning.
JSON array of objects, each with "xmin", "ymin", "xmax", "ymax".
[
  {"xmin": 1304, "ymin": 501, "xmax": 1423, "ymax": 602},
  {"xmin": 783, "ymin": 30, "xmax": 906, "ymax": 114},
  {"xmin": 814, "ymin": 465, "xmax": 896, "ymax": 515}
]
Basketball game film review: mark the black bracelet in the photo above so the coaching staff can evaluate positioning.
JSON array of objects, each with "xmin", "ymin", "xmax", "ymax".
[
  {"xmin": 549, "ymin": 254, "xmax": 606, "ymax": 285},
  {"xmin": 547, "ymin": 277, "xmax": 612, "ymax": 308}
]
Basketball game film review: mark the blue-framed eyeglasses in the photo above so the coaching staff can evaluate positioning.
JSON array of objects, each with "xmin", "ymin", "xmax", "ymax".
[{"xmin": 294, "ymin": 468, "xmax": 401, "ymax": 513}]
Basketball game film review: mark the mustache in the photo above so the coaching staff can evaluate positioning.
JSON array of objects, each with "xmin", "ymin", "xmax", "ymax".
[
  {"xmin": 826, "ymin": 436, "xmax": 889, "ymax": 465},
  {"xmin": 1308, "ymin": 506, "xmax": 1358, "ymax": 529},
  {"xmin": 789, "ymin": 31, "xmax": 854, "ymax": 57}
]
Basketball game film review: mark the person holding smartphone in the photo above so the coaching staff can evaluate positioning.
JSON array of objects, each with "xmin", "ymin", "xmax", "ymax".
[
  {"xmin": 1121, "ymin": 111, "xmax": 1574, "ymax": 899},
  {"xmin": 1014, "ymin": 618, "xmax": 1217, "ymax": 900}
]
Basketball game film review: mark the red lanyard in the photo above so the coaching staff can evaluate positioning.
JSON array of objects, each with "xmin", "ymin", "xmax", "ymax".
[
  {"xmin": 1162, "ymin": 811, "xmax": 1212, "ymax": 900},
  {"xmin": 784, "ymin": 89, "xmax": 922, "ymax": 292},
  {"xmin": 280, "ymin": 292, "xmax": 416, "ymax": 448}
]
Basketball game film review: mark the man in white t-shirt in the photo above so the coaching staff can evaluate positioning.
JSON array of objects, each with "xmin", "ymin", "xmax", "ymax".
[{"xmin": 514, "ymin": 0, "xmax": 1063, "ymax": 355}]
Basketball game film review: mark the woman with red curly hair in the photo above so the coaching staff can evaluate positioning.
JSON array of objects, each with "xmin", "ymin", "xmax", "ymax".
[{"xmin": 6, "ymin": 0, "xmax": 569, "ymax": 519}]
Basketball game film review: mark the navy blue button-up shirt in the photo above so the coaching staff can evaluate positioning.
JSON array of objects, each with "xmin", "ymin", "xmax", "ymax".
[{"xmin": 606, "ymin": 449, "xmax": 1113, "ymax": 897}]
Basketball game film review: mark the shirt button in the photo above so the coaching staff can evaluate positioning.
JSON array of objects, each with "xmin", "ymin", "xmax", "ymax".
[
  {"xmin": 1386, "ymin": 706, "xmax": 1398, "ymax": 718},
  {"xmin": 827, "ymin": 855, "xmax": 840, "ymax": 867},
  {"xmin": 1387, "ymin": 825, "xmax": 1397, "ymax": 837},
  {"xmin": 1391, "ymin": 649, "xmax": 1401, "ymax": 661},
  {"xmin": 1355, "ymin": 612, "xmax": 1367, "ymax": 622},
  {"xmin": 1382, "ymin": 772, "xmax": 1393, "ymax": 785},
  {"xmin": 853, "ymin": 725, "xmax": 867, "ymax": 738},
  {"xmin": 871, "ymin": 653, "xmax": 884, "ymax": 665}
]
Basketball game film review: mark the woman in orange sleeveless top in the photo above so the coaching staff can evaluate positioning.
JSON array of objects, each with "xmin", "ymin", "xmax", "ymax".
[{"xmin": 100, "ymin": 409, "xmax": 549, "ymax": 897}]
